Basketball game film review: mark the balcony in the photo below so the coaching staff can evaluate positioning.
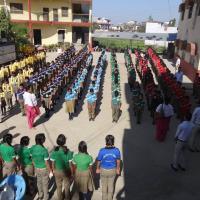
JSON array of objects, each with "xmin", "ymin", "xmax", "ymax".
[{"xmin": 73, "ymin": 14, "xmax": 90, "ymax": 23}]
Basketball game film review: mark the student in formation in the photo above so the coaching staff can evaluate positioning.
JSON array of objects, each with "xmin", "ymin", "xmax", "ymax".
[
  {"xmin": 2, "ymin": 79, "xmax": 13, "ymax": 110},
  {"xmin": 50, "ymin": 134, "xmax": 74, "ymax": 200},
  {"xmin": 30, "ymin": 134, "xmax": 50, "ymax": 200},
  {"xmin": 86, "ymin": 88, "xmax": 97, "ymax": 121},
  {"xmin": 72, "ymin": 141, "xmax": 94, "ymax": 200},
  {"xmin": 0, "ymin": 134, "xmax": 18, "ymax": 177},
  {"xmin": 96, "ymin": 135, "xmax": 121, "ymax": 200},
  {"xmin": 65, "ymin": 88, "xmax": 76, "ymax": 120},
  {"xmin": 112, "ymin": 90, "xmax": 121, "ymax": 123},
  {"xmin": 134, "ymin": 93, "xmax": 145, "ymax": 124},
  {"xmin": 0, "ymin": 87, "xmax": 6, "ymax": 116},
  {"xmin": 9, "ymin": 72, "xmax": 19, "ymax": 103},
  {"xmin": 16, "ymin": 84, "xmax": 25, "ymax": 116},
  {"xmin": 18, "ymin": 136, "xmax": 34, "ymax": 194},
  {"xmin": 41, "ymin": 85, "xmax": 52, "ymax": 118}
]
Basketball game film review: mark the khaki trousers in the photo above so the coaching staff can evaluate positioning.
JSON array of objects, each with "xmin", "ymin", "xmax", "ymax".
[
  {"xmin": 100, "ymin": 168, "xmax": 116, "ymax": 200},
  {"xmin": 3, "ymin": 161, "xmax": 16, "ymax": 177},
  {"xmin": 112, "ymin": 104, "xmax": 120, "ymax": 122},
  {"xmin": 54, "ymin": 170, "xmax": 71, "ymax": 200},
  {"xmin": 88, "ymin": 102, "xmax": 96, "ymax": 119},
  {"xmin": 36, "ymin": 168, "xmax": 49, "ymax": 200}
]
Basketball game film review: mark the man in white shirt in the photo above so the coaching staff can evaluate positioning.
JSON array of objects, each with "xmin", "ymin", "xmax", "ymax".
[
  {"xmin": 23, "ymin": 86, "xmax": 39, "ymax": 129},
  {"xmin": 189, "ymin": 103, "xmax": 200, "ymax": 152},
  {"xmin": 175, "ymin": 67, "xmax": 184, "ymax": 83},
  {"xmin": 171, "ymin": 113, "xmax": 194, "ymax": 171}
]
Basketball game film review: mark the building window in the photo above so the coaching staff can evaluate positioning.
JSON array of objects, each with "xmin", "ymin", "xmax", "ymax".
[
  {"xmin": 53, "ymin": 8, "xmax": 58, "ymax": 21},
  {"xmin": 10, "ymin": 3, "xmax": 23, "ymax": 14},
  {"xmin": 43, "ymin": 8, "xmax": 49, "ymax": 21},
  {"xmin": 181, "ymin": 10, "xmax": 185, "ymax": 20},
  {"xmin": 188, "ymin": 5, "xmax": 193, "ymax": 19},
  {"xmin": 61, "ymin": 7, "xmax": 68, "ymax": 17}
]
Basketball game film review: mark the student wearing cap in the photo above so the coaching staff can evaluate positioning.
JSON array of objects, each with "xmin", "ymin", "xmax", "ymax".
[
  {"xmin": 86, "ymin": 88, "xmax": 97, "ymax": 121},
  {"xmin": 50, "ymin": 134, "xmax": 74, "ymax": 200},
  {"xmin": 0, "ymin": 133, "xmax": 18, "ymax": 177},
  {"xmin": 72, "ymin": 141, "xmax": 94, "ymax": 200},
  {"xmin": 30, "ymin": 134, "xmax": 50, "ymax": 200},
  {"xmin": 96, "ymin": 135, "xmax": 121, "ymax": 200}
]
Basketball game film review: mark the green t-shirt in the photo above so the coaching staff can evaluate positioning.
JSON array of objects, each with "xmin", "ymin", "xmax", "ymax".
[
  {"xmin": 50, "ymin": 148, "xmax": 73, "ymax": 171},
  {"xmin": 18, "ymin": 146, "xmax": 32, "ymax": 167},
  {"xmin": 30, "ymin": 145, "xmax": 49, "ymax": 169},
  {"xmin": 0, "ymin": 143, "xmax": 16, "ymax": 162},
  {"xmin": 72, "ymin": 153, "xmax": 93, "ymax": 171}
]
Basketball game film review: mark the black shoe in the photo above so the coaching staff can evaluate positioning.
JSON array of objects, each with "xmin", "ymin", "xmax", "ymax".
[
  {"xmin": 178, "ymin": 164, "xmax": 186, "ymax": 171},
  {"xmin": 195, "ymin": 148, "xmax": 200, "ymax": 152},
  {"xmin": 189, "ymin": 148, "xmax": 195, "ymax": 152},
  {"xmin": 170, "ymin": 164, "xmax": 178, "ymax": 172}
]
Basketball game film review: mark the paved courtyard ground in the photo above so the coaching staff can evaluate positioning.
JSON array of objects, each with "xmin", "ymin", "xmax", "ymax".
[{"xmin": 0, "ymin": 52, "xmax": 200, "ymax": 200}]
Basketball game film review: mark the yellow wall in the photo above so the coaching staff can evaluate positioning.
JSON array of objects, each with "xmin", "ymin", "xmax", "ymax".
[
  {"xmin": 0, "ymin": 0, "xmax": 29, "ymax": 20},
  {"xmin": 32, "ymin": 24, "xmax": 72, "ymax": 45},
  {"xmin": 31, "ymin": 0, "xmax": 72, "ymax": 22}
]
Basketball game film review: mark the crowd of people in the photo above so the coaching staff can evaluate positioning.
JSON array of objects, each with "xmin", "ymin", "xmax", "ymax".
[
  {"xmin": 0, "ymin": 51, "xmax": 45, "ymax": 116},
  {"xmin": 0, "ymin": 133, "xmax": 121, "ymax": 200}
]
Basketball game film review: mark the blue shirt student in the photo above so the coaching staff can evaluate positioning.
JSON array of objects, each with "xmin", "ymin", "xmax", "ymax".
[
  {"xmin": 65, "ymin": 92, "xmax": 75, "ymax": 101},
  {"xmin": 97, "ymin": 147, "xmax": 121, "ymax": 170},
  {"xmin": 86, "ymin": 93, "xmax": 97, "ymax": 104}
]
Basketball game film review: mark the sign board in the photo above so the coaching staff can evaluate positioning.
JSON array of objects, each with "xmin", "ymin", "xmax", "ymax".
[{"xmin": 0, "ymin": 44, "xmax": 16, "ymax": 64}]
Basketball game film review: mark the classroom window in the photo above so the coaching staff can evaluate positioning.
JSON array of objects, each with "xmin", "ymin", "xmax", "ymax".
[
  {"xmin": 61, "ymin": 7, "xmax": 68, "ymax": 17},
  {"xmin": 10, "ymin": 3, "xmax": 23, "ymax": 14}
]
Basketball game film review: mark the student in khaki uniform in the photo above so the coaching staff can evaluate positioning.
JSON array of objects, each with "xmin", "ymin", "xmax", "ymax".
[
  {"xmin": 86, "ymin": 88, "xmax": 97, "ymax": 121},
  {"xmin": 72, "ymin": 141, "xmax": 94, "ymax": 200},
  {"xmin": 18, "ymin": 136, "xmax": 34, "ymax": 194},
  {"xmin": 9, "ymin": 72, "xmax": 19, "ymax": 102},
  {"xmin": 17, "ymin": 69, "xmax": 25, "ymax": 85},
  {"xmin": 3, "ymin": 66, "xmax": 9, "ymax": 78},
  {"xmin": 2, "ymin": 79, "xmax": 13, "ymax": 109},
  {"xmin": 0, "ymin": 67, "xmax": 4, "ymax": 83},
  {"xmin": 50, "ymin": 134, "xmax": 73, "ymax": 200},
  {"xmin": 112, "ymin": 91, "xmax": 121, "ymax": 123},
  {"xmin": 30, "ymin": 133, "xmax": 50, "ymax": 200},
  {"xmin": 0, "ymin": 87, "xmax": 6, "ymax": 115},
  {"xmin": 0, "ymin": 134, "xmax": 18, "ymax": 177},
  {"xmin": 96, "ymin": 135, "xmax": 121, "ymax": 200}
]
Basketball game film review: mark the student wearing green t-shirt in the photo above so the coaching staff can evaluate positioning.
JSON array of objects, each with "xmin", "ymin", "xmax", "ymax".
[
  {"xmin": 50, "ymin": 134, "xmax": 73, "ymax": 200},
  {"xmin": 18, "ymin": 136, "xmax": 34, "ymax": 195},
  {"xmin": 30, "ymin": 133, "xmax": 50, "ymax": 200},
  {"xmin": 0, "ymin": 134, "xmax": 18, "ymax": 177},
  {"xmin": 72, "ymin": 141, "xmax": 94, "ymax": 200}
]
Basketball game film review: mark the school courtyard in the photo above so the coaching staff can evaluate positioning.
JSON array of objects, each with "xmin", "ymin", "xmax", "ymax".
[{"xmin": 0, "ymin": 52, "xmax": 200, "ymax": 200}]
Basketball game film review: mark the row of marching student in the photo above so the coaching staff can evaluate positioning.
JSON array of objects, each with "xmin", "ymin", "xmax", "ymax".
[
  {"xmin": 110, "ymin": 51, "xmax": 121, "ymax": 123},
  {"xmin": 64, "ymin": 52, "xmax": 93, "ymax": 120},
  {"xmin": 0, "ymin": 133, "xmax": 121, "ymax": 200},
  {"xmin": 86, "ymin": 50, "xmax": 107, "ymax": 121},
  {"xmin": 124, "ymin": 50, "xmax": 145, "ymax": 124},
  {"xmin": 134, "ymin": 49, "xmax": 162, "ymax": 126}
]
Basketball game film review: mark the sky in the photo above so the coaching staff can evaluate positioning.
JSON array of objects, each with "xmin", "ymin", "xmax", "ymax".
[{"xmin": 93, "ymin": 0, "xmax": 181, "ymax": 24}]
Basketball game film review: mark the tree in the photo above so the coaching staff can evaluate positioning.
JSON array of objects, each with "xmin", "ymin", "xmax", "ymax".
[
  {"xmin": 0, "ymin": 7, "xmax": 13, "ymax": 40},
  {"xmin": 148, "ymin": 15, "xmax": 154, "ymax": 22},
  {"xmin": 169, "ymin": 18, "xmax": 176, "ymax": 27}
]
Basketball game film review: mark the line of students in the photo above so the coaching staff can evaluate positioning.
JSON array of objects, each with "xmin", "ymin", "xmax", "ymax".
[
  {"xmin": 147, "ymin": 48, "xmax": 191, "ymax": 121},
  {"xmin": 0, "ymin": 52, "xmax": 45, "ymax": 116},
  {"xmin": 65, "ymin": 52, "xmax": 93, "ymax": 120},
  {"xmin": 110, "ymin": 51, "xmax": 121, "ymax": 123},
  {"xmin": 0, "ymin": 133, "xmax": 121, "ymax": 200},
  {"xmin": 86, "ymin": 51, "xmax": 107, "ymax": 121}
]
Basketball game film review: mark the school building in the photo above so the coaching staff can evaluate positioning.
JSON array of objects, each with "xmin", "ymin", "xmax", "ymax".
[
  {"xmin": 0, "ymin": 0, "xmax": 92, "ymax": 46},
  {"xmin": 176, "ymin": 0, "xmax": 200, "ymax": 81}
]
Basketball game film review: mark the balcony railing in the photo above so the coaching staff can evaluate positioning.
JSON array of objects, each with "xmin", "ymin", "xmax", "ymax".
[{"xmin": 73, "ymin": 14, "xmax": 90, "ymax": 23}]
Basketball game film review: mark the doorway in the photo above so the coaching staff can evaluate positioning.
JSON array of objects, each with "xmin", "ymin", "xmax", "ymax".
[
  {"xmin": 33, "ymin": 29, "xmax": 42, "ymax": 45},
  {"xmin": 58, "ymin": 30, "xmax": 65, "ymax": 43}
]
